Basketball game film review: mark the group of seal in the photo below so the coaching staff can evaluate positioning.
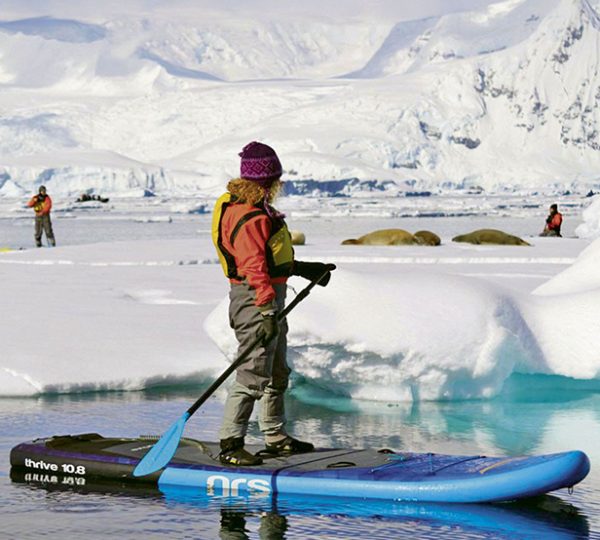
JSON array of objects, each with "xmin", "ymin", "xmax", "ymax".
[
  {"xmin": 340, "ymin": 228, "xmax": 530, "ymax": 247},
  {"xmin": 293, "ymin": 227, "xmax": 529, "ymax": 247}
]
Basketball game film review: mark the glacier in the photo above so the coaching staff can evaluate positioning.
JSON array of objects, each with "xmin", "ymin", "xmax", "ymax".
[{"xmin": 0, "ymin": 0, "xmax": 599, "ymax": 197}]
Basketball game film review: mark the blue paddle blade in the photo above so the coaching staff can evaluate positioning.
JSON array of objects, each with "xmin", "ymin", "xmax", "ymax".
[{"xmin": 132, "ymin": 411, "xmax": 190, "ymax": 477}]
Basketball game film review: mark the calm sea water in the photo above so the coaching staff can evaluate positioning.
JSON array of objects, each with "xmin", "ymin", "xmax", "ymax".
[
  {"xmin": 2, "ymin": 379, "xmax": 600, "ymax": 539},
  {"xmin": 1, "ymin": 203, "xmax": 598, "ymax": 538}
]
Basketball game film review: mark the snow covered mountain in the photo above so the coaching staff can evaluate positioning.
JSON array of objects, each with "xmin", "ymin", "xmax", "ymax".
[{"xmin": 0, "ymin": 0, "xmax": 599, "ymax": 197}]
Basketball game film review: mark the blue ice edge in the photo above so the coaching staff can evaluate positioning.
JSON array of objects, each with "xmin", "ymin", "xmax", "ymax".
[{"xmin": 157, "ymin": 450, "xmax": 590, "ymax": 504}]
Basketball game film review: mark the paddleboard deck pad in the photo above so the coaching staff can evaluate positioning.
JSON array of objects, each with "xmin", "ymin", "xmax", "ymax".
[{"xmin": 10, "ymin": 433, "xmax": 590, "ymax": 503}]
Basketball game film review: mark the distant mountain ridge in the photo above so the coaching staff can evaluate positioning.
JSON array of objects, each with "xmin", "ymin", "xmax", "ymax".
[{"xmin": 0, "ymin": 0, "xmax": 598, "ymax": 197}]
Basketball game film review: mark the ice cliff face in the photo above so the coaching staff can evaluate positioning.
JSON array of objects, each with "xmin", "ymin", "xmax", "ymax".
[
  {"xmin": 0, "ymin": 0, "xmax": 598, "ymax": 197},
  {"xmin": 471, "ymin": 0, "xmax": 600, "ymax": 170}
]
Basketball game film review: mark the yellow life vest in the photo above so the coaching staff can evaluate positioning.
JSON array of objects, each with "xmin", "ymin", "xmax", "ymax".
[{"xmin": 211, "ymin": 193, "xmax": 294, "ymax": 279}]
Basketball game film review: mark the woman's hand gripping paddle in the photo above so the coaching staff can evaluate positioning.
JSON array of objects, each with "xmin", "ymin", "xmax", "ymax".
[{"xmin": 133, "ymin": 266, "xmax": 334, "ymax": 477}]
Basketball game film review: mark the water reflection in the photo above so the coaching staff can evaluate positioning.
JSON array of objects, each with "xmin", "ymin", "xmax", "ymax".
[
  {"xmin": 3, "ymin": 373, "xmax": 600, "ymax": 461},
  {"xmin": 8, "ymin": 470, "xmax": 591, "ymax": 540},
  {"xmin": 219, "ymin": 509, "xmax": 287, "ymax": 540},
  {"xmin": 288, "ymin": 375, "xmax": 600, "ymax": 457}
]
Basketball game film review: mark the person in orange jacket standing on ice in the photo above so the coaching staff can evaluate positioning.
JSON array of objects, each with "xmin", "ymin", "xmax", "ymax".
[
  {"xmin": 540, "ymin": 203, "xmax": 563, "ymax": 237},
  {"xmin": 212, "ymin": 141, "xmax": 335, "ymax": 466},
  {"xmin": 27, "ymin": 185, "xmax": 56, "ymax": 247}
]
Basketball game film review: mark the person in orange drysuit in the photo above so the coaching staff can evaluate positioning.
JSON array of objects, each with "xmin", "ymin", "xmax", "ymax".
[
  {"xmin": 540, "ymin": 203, "xmax": 563, "ymax": 237},
  {"xmin": 212, "ymin": 141, "xmax": 335, "ymax": 466},
  {"xmin": 27, "ymin": 185, "xmax": 56, "ymax": 247}
]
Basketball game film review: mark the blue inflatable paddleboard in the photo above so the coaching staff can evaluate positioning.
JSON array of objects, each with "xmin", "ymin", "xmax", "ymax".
[{"xmin": 9, "ymin": 434, "xmax": 590, "ymax": 503}]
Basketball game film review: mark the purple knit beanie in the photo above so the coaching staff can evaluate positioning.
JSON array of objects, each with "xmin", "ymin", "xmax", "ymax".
[{"xmin": 239, "ymin": 141, "xmax": 282, "ymax": 187}]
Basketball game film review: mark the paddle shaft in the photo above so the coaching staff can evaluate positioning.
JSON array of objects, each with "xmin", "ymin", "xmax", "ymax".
[{"xmin": 186, "ymin": 270, "xmax": 329, "ymax": 418}]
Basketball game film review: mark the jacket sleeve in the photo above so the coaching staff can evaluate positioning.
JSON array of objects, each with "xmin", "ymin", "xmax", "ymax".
[
  {"xmin": 233, "ymin": 215, "xmax": 276, "ymax": 306},
  {"xmin": 27, "ymin": 196, "xmax": 37, "ymax": 208}
]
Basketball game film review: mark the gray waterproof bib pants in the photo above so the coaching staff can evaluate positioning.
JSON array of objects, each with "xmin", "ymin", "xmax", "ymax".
[
  {"xmin": 35, "ymin": 214, "xmax": 55, "ymax": 247},
  {"xmin": 219, "ymin": 281, "xmax": 291, "ymax": 441}
]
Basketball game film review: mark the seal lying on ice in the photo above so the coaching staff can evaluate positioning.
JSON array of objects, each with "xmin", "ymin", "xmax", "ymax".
[
  {"xmin": 290, "ymin": 230, "xmax": 306, "ymax": 245},
  {"xmin": 413, "ymin": 230, "xmax": 441, "ymax": 246},
  {"xmin": 342, "ymin": 229, "xmax": 417, "ymax": 246},
  {"xmin": 452, "ymin": 229, "xmax": 530, "ymax": 246}
]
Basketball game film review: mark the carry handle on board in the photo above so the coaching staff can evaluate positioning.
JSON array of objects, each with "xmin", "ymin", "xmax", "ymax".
[{"xmin": 132, "ymin": 268, "xmax": 332, "ymax": 477}]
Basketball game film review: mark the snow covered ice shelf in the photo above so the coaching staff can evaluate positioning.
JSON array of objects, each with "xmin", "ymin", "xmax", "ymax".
[{"xmin": 1, "ymin": 223, "xmax": 599, "ymax": 401}]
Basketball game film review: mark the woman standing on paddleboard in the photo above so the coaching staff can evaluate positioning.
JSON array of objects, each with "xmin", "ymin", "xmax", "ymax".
[{"xmin": 212, "ymin": 141, "xmax": 335, "ymax": 466}]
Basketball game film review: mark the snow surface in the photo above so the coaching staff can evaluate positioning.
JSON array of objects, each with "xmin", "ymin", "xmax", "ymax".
[
  {"xmin": 0, "ymin": 0, "xmax": 599, "ymax": 196},
  {"xmin": 1, "ymin": 198, "xmax": 599, "ymax": 401}
]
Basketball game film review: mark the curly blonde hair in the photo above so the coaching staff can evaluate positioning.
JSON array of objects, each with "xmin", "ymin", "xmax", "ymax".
[{"xmin": 227, "ymin": 178, "xmax": 282, "ymax": 206}]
